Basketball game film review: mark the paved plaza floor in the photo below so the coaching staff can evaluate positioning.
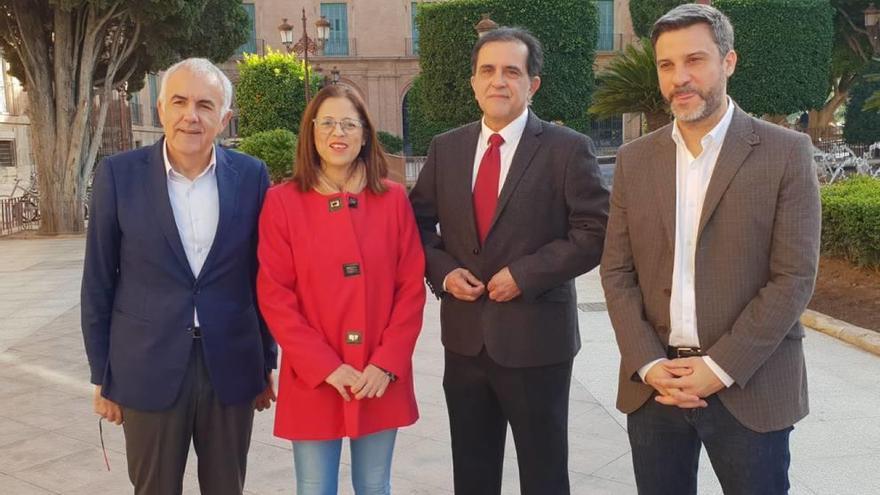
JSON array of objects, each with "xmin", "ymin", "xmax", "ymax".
[{"xmin": 0, "ymin": 237, "xmax": 878, "ymax": 494}]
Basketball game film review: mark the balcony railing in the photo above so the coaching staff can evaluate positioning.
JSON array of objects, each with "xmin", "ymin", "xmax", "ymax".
[
  {"xmin": 405, "ymin": 37, "xmax": 419, "ymax": 56},
  {"xmin": 321, "ymin": 38, "xmax": 357, "ymax": 57},
  {"xmin": 597, "ymin": 33, "xmax": 638, "ymax": 52}
]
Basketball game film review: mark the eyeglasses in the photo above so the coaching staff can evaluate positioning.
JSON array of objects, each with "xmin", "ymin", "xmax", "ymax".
[{"xmin": 313, "ymin": 117, "xmax": 364, "ymax": 135}]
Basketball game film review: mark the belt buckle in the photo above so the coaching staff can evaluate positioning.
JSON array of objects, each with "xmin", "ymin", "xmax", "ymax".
[{"xmin": 675, "ymin": 346, "xmax": 702, "ymax": 358}]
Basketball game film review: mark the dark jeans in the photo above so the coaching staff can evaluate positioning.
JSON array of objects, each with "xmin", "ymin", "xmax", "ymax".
[
  {"xmin": 122, "ymin": 344, "xmax": 255, "ymax": 495},
  {"xmin": 627, "ymin": 395, "xmax": 792, "ymax": 495},
  {"xmin": 443, "ymin": 349, "xmax": 573, "ymax": 495}
]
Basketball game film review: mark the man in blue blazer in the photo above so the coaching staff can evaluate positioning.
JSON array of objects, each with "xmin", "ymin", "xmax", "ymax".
[{"xmin": 81, "ymin": 58, "xmax": 277, "ymax": 495}]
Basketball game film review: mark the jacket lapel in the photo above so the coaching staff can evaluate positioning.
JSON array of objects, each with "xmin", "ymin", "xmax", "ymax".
[
  {"xmin": 453, "ymin": 123, "xmax": 481, "ymax": 247},
  {"xmin": 488, "ymin": 112, "xmax": 543, "ymax": 234},
  {"xmin": 146, "ymin": 138, "xmax": 195, "ymax": 282},
  {"xmin": 648, "ymin": 126, "xmax": 677, "ymax": 249},
  {"xmin": 698, "ymin": 107, "xmax": 758, "ymax": 238},
  {"xmin": 196, "ymin": 146, "xmax": 240, "ymax": 283}
]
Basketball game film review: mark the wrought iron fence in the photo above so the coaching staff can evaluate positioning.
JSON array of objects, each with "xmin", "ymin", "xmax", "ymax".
[{"xmin": 0, "ymin": 196, "xmax": 39, "ymax": 236}]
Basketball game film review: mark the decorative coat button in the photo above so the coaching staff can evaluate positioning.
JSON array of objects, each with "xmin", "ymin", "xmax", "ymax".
[
  {"xmin": 345, "ymin": 330, "xmax": 362, "ymax": 344},
  {"xmin": 348, "ymin": 196, "xmax": 359, "ymax": 209},
  {"xmin": 342, "ymin": 263, "xmax": 361, "ymax": 277},
  {"xmin": 328, "ymin": 198, "xmax": 343, "ymax": 212}
]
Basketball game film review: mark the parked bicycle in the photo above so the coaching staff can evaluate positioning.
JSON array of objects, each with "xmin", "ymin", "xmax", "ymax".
[{"xmin": 0, "ymin": 174, "xmax": 40, "ymax": 223}]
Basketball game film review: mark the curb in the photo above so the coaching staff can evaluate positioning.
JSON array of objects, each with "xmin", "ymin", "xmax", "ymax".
[{"xmin": 801, "ymin": 309, "xmax": 880, "ymax": 357}]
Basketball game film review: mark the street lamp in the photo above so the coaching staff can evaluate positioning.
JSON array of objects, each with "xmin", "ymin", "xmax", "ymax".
[
  {"xmin": 330, "ymin": 66, "xmax": 340, "ymax": 85},
  {"xmin": 474, "ymin": 14, "xmax": 498, "ymax": 38},
  {"xmin": 866, "ymin": 3, "xmax": 880, "ymax": 57},
  {"xmin": 278, "ymin": 10, "xmax": 332, "ymax": 103}
]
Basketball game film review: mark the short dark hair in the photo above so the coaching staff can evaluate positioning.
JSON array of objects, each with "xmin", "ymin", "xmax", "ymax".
[
  {"xmin": 471, "ymin": 26, "xmax": 544, "ymax": 78},
  {"xmin": 651, "ymin": 3, "xmax": 734, "ymax": 57}
]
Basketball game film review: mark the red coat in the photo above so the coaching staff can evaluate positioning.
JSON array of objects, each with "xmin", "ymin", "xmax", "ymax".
[{"xmin": 257, "ymin": 180, "xmax": 426, "ymax": 440}]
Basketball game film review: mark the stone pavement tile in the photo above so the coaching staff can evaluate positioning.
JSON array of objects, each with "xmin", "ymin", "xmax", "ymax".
[
  {"xmin": 570, "ymin": 473, "xmax": 637, "ymax": 495},
  {"xmin": 0, "ymin": 431, "xmax": 92, "ymax": 473},
  {"xmin": 791, "ymin": 454, "xmax": 880, "ymax": 495},
  {"xmin": 0, "ymin": 417, "xmax": 45, "ymax": 449},
  {"xmin": 0, "ymin": 317, "xmax": 56, "ymax": 340},
  {"xmin": 0, "ymin": 372, "xmax": 44, "ymax": 398},
  {"xmin": 0, "ymin": 387, "xmax": 86, "ymax": 430},
  {"xmin": 52, "ymin": 416, "xmax": 126, "ymax": 454},
  {"xmin": 13, "ymin": 446, "xmax": 127, "ymax": 494},
  {"xmin": 0, "ymin": 474, "xmax": 53, "ymax": 495},
  {"xmin": 791, "ymin": 417, "xmax": 880, "ymax": 459},
  {"xmin": 804, "ymin": 390, "xmax": 880, "ymax": 423},
  {"xmin": 389, "ymin": 436, "xmax": 453, "ymax": 491},
  {"xmin": 241, "ymin": 439, "xmax": 296, "ymax": 495},
  {"xmin": 413, "ymin": 372, "xmax": 445, "ymax": 408},
  {"xmin": 567, "ymin": 432, "xmax": 631, "ymax": 477},
  {"xmin": 404, "ymin": 401, "xmax": 450, "ymax": 441}
]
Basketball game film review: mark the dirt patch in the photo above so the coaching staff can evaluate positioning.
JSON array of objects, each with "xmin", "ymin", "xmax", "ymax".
[{"xmin": 808, "ymin": 257, "xmax": 880, "ymax": 332}]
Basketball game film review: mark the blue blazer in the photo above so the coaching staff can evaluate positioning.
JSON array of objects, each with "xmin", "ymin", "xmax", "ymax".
[{"xmin": 81, "ymin": 139, "xmax": 277, "ymax": 411}]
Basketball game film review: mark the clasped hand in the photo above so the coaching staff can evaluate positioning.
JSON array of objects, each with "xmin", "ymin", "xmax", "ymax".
[
  {"xmin": 645, "ymin": 357, "xmax": 724, "ymax": 409},
  {"xmin": 445, "ymin": 267, "xmax": 521, "ymax": 302},
  {"xmin": 325, "ymin": 364, "xmax": 391, "ymax": 401}
]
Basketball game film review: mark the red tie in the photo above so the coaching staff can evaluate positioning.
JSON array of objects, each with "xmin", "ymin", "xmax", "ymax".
[{"xmin": 473, "ymin": 133, "xmax": 504, "ymax": 245}]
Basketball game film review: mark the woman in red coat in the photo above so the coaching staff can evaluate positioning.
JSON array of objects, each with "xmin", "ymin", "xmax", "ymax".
[{"xmin": 257, "ymin": 85, "xmax": 426, "ymax": 494}]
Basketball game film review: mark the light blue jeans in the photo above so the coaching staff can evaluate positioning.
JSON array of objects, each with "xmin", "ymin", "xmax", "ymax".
[{"xmin": 292, "ymin": 428, "xmax": 397, "ymax": 495}]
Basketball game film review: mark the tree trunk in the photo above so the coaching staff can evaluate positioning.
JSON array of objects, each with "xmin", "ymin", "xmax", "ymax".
[{"xmin": 645, "ymin": 111, "xmax": 672, "ymax": 132}]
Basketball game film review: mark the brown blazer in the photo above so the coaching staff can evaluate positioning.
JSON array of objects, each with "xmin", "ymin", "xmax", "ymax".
[
  {"xmin": 600, "ymin": 107, "xmax": 821, "ymax": 433},
  {"xmin": 410, "ymin": 112, "xmax": 609, "ymax": 368}
]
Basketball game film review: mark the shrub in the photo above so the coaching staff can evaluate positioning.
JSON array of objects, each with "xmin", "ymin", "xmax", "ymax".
[
  {"xmin": 416, "ymin": 0, "xmax": 598, "ymax": 131},
  {"xmin": 820, "ymin": 176, "xmax": 880, "ymax": 268},
  {"xmin": 629, "ymin": 0, "xmax": 688, "ymax": 38},
  {"xmin": 238, "ymin": 129, "xmax": 298, "ymax": 183},
  {"xmin": 715, "ymin": 0, "xmax": 834, "ymax": 116},
  {"xmin": 235, "ymin": 48, "xmax": 321, "ymax": 137},
  {"xmin": 378, "ymin": 131, "xmax": 403, "ymax": 154}
]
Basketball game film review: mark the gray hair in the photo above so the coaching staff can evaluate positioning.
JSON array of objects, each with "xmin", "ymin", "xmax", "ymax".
[
  {"xmin": 651, "ymin": 3, "xmax": 735, "ymax": 58},
  {"xmin": 157, "ymin": 58, "xmax": 233, "ymax": 114}
]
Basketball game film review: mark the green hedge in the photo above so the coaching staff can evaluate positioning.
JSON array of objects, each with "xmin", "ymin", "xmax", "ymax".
[
  {"xmin": 415, "ymin": 0, "xmax": 598, "ymax": 131},
  {"xmin": 715, "ymin": 0, "xmax": 833, "ymax": 116},
  {"xmin": 378, "ymin": 131, "xmax": 403, "ymax": 154},
  {"xmin": 237, "ymin": 129, "xmax": 298, "ymax": 183},
  {"xmin": 820, "ymin": 177, "xmax": 880, "ymax": 268},
  {"xmin": 629, "ymin": 0, "xmax": 688, "ymax": 38},
  {"xmin": 407, "ymin": 77, "xmax": 459, "ymax": 156}
]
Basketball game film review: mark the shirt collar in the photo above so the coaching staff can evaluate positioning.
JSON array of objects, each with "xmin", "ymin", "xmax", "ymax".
[
  {"xmin": 671, "ymin": 96, "xmax": 735, "ymax": 149},
  {"xmin": 163, "ymin": 140, "xmax": 217, "ymax": 180},
  {"xmin": 480, "ymin": 106, "xmax": 530, "ymax": 146}
]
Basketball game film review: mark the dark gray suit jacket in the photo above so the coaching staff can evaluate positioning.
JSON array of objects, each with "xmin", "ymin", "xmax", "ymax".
[
  {"xmin": 410, "ymin": 112, "xmax": 609, "ymax": 368},
  {"xmin": 601, "ymin": 107, "xmax": 820, "ymax": 432}
]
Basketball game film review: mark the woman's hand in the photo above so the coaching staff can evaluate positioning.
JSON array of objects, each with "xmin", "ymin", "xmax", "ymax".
[
  {"xmin": 325, "ymin": 364, "xmax": 363, "ymax": 401},
  {"xmin": 351, "ymin": 364, "xmax": 392, "ymax": 400}
]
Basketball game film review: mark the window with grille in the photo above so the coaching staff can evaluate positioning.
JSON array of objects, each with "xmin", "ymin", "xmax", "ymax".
[
  {"xmin": 597, "ymin": 1, "xmax": 614, "ymax": 51},
  {"xmin": 148, "ymin": 74, "xmax": 160, "ymax": 127},
  {"xmin": 0, "ymin": 140, "xmax": 15, "ymax": 167},
  {"xmin": 130, "ymin": 90, "xmax": 143, "ymax": 125}
]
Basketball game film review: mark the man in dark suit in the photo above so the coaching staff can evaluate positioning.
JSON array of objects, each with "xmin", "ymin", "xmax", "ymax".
[
  {"xmin": 409, "ymin": 27, "xmax": 608, "ymax": 495},
  {"xmin": 601, "ymin": 5, "xmax": 821, "ymax": 494},
  {"xmin": 81, "ymin": 58, "xmax": 277, "ymax": 495}
]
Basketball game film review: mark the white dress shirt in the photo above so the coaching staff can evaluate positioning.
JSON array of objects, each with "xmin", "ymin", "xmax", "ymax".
[
  {"xmin": 471, "ymin": 106, "xmax": 530, "ymax": 192},
  {"xmin": 164, "ymin": 142, "xmax": 219, "ymax": 327},
  {"xmin": 638, "ymin": 98, "xmax": 735, "ymax": 387}
]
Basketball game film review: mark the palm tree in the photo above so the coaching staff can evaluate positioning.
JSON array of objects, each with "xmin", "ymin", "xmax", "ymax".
[{"xmin": 589, "ymin": 38, "xmax": 671, "ymax": 132}]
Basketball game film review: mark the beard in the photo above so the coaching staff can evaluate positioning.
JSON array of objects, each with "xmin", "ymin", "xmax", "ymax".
[{"xmin": 666, "ymin": 81, "xmax": 725, "ymax": 123}]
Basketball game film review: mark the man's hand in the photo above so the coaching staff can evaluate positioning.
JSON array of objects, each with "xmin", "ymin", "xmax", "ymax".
[
  {"xmin": 255, "ymin": 372, "xmax": 277, "ymax": 411},
  {"xmin": 644, "ymin": 361, "xmax": 707, "ymax": 409},
  {"xmin": 325, "ymin": 364, "xmax": 363, "ymax": 402},
  {"xmin": 486, "ymin": 267, "xmax": 522, "ymax": 302},
  {"xmin": 351, "ymin": 364, "xmax": 392, "ymax": 400},
  {"xmin": 93, "ymin": 385, "xmax": 123, "ymax": 425},
  {"xmin": 654, "ymin": 357, "xmax": 725, "ymax": 403},
  {"xmin": 445, "ymin": 268, "xmax": 485, "ymax": 301}
]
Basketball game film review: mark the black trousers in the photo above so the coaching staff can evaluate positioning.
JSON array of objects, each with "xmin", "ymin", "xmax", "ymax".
[
  {"xmin": 443, "ymin": 348, "xmax": 573, "ymax": 495},
  {"xmin": 121, "ymin": 344, "xmax": 255, "ymax": 495}
]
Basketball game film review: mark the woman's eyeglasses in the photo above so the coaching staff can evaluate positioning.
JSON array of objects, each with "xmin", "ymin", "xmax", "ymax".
[{"xmin": 313, "ymin": 118, "xmax": 364, "ymax": 135}]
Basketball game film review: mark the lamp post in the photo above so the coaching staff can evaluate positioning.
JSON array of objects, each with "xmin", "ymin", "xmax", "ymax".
[
  {"xmin": 866, "ymin": 3, "xmax": 880, "ymax": 58},
  {"xmin": 278, "ymin": 10, "xmax": 331, "ymax": 103},
  {"xmin": 330, "ymin": 66, "xmax": 340, "ymax": 85},
  {"xmin": 474, "ymin": 14, "xmax": 498, "ymax": 38}
]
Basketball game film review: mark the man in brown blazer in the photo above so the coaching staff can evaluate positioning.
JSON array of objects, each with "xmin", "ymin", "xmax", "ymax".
[
  {"xmin": 600, "ymin": 4, "xmax": 820, "ymax": 495},
  {"xmin": 410, "ymin": 27, "xmax": 608, "ymax": 494}
]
